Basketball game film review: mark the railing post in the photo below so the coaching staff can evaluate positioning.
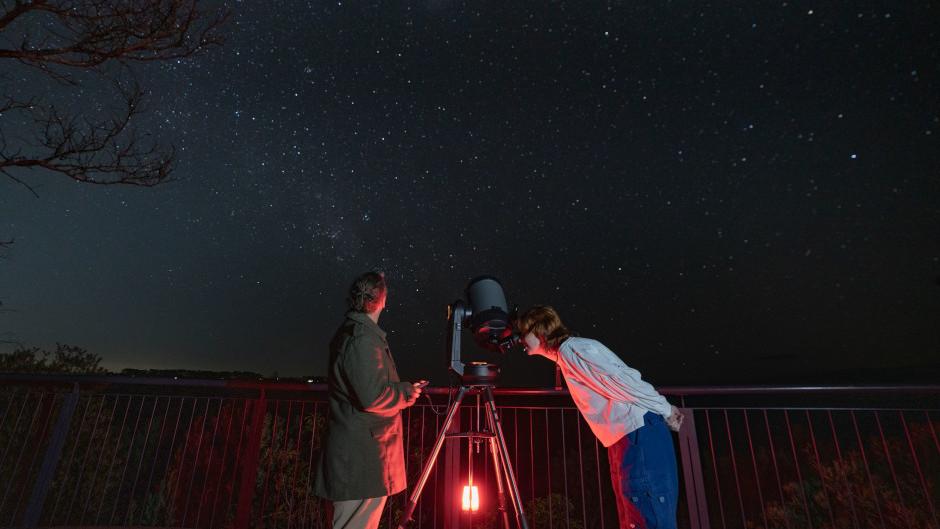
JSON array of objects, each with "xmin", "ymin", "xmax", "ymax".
[
  {"xmin": 677, "ymin": 407, "xmax": 710, "ymax": 529},
  {"xmin": 233, "ymin": 389, "xmax": 267, "ymax": 529},
  {"xmin": 444, "ymin": 405, "xmax": 462, "ymax": 529},
  {"xmin": 22, "ymin": 384, "xmax": 80, "ymax": 528}
]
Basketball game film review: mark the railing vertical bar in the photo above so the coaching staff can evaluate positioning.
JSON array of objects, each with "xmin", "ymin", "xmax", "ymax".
[
  {"xmin": 181, "ymin": 397, "xmax": 211, "ymax": 527},
  {"xmin": 0, "ymin": 391, "xmax": 31, "ymax": 474},
  {"xmin": 204, "ymin": 397, "xmax": 232, "ymax": 527},
  {"xmin": 417, "ymin": 404, "xmax": 425, "ymax": 529},
  {"xmin": 11, "ymin": 393, "xmax": 57, "ymax": 526},
  {"xmin": 899, "ymin": 410, "xmax": 938, "ymax": 528},
  {"xmin": 124, "ymin": 395, "xmax": 170, "ymax": 525},
  {"xmin": 512, "ymin": 407, "xmax": 518, "ymax": 487},
  {"xmin": 93, "ymin": 394, "xmax": 132, "ymax": 525},
  {"xmin": 234, "ymin": 390, "xmax": 268, "ymax": 529},
  {"xmin": 227, "ymin": 397, "xmax": 251, "ymax": 525},
  {"xmin": 0, "ymin": 393, "xmax": 41, "ymax": 527},
  {"xmin": 704, "ymin": 409, "xmax": 728, "ymax": 529},
  {"xmin": 826, "ymin": 410, "xmax": 860, "ymax": 529},
  {"xmin": 560, "ymin": 408, "xmax": 569, "ymax": 528},
  {"xmin": 576, "ymin": 411, "xmax": 586, "ymax": 529},
  {"xmin": 677, "ymin": 409, "xmax": 710, "ymax": 529},
  {"xmin": 432, "ymin": 411, "xmax": 440, "ymax": 529},
  {"xmin": 545, "ymin": 408, "xmax": 553, "ymax": 529},
  {"xmin": 259, "ymin": 399, "xmax": 281, "ymax": 521},
  {"xmin": 722, "ymin": 409, "xmax": 747, "ymax": 529},
  {"xmin": 65, "ymin": 394, "xmax": 106, "ymax": 524},
  {"xmin": 276, "ymin": 399, "xmax": 294, "ymax": 520},
  {"xmin": 529, "ymin": 410, "xmax": 535, "ymax": 502},
  {"xmin": 742, "ymin": 410, "xmax": 768, "ymax": 529},
  {"xmin": 13, "ymin": 393, "xmax": 56, "ymax": 526},
  {"xmin": 287, "ymin": 400, "xmax": 306, "ymax": 529},
  {"xmin": 388, "ymin": 402, "xmax": 396, "ymax": 529},
  {"xmin": 211, "ymin": 399, "xmax": 237, "ymax": 529},
  {"xmin": 285, "ymin": 400, "xmax": 297, "ymax": 525},
  {"xmin": 0, "ymin": 390, "xmax": 18, "ymax": 438},
  {"xmin": 159, "ymin": 397, "xmax": 187, "ymax": 525},
  {"xmin": 873, "ymin": 411, "xmax": 907, "ymax": 516},
  {"xmin": 168, "ymin": 397, "xmax": 198, "ymax": 524},
  {"xmin": 79, "ymin": 394, "xmax": 119, "ymax": 525},
  {"xmin": 108, "ymin": 394, "xmax": 147, "ymax": 525},
  {"xmin": 594, "ymin": 434, "xmax": 605, "ymax": 529},
  {"xmin": 404, "ymin": 405, "xmax": 411, "ymax": 479},
  {"xmin": 805, "ymin": 410, "xmax": 837, "ymax": 529},
  {"xmin": 196, "ymin": 398, "xmax": 224, "ymax": 529},
  {"xmin": 302, "ymin": 401, "xmax": 320, "ymax": 529},
  {"xmin": 0, "ymin": 391, "xmax": 38, "ymax": 519},
  {"xmin": 386, "ymin": 399, "xmax": 394, "ymax": 529},
  {"xmin": 137, "ymin": 395, "xmax": 174, "ymax": 526},
  {"xmin": 0, "ymin": 391, "xmax": 27, "ymax": 518},
  {"xmin": 783, "ymin": 410, "xmax": 813, "ymax": 529},
  {"xmin": 281, "ymin": 400, "xmax": 295, "ymax": 525},
  {"xmin": 23, "ymin": 391, "xmax": 77, "ymax": 529},
  {"xmin": 850, "ymin": 410, "xmax": 887, "ymax": 529},
  {"xmin": 927, "ymin": 410, "xmax": 940, "ymax": 455},
  {"xmin": 49, "ymin": 394, "xmax": 92, "ymax": 524},
  {"xmin": 215, "ymin": 398, "xmax": 248, "ymax": 529},
  {"xmin": 764, "ymin": 410, "xmax": 791, "ymax": 529}
]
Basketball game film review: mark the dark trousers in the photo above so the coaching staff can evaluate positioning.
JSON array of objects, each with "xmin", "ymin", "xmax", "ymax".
[{"xmin": 607, "ymin": 412, "xmax": 679, "ymax": 529}]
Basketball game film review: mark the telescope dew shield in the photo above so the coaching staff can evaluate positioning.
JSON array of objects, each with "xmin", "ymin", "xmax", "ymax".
[{"xmin": 466, "ymin": 276, "xmax": 513, "ymax": 351}]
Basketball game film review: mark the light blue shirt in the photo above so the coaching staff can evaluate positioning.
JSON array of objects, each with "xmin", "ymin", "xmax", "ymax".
[{"xmin": 556, "ymin": 337, "xmax": 673, "ymax": 447}]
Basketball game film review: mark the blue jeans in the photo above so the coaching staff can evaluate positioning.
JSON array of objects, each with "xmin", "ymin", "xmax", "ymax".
[{"xmin": 608, "ymin": 412, "xmax": 679, "ymax": 529}]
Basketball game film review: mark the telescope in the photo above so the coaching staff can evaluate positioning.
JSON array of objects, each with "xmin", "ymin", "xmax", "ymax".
[
  {"xmin": 447, "ymin": 276, "xmax": 520, "ymax": 383},
  {"xmin": 397, "ymin": 276, "xmax": 529, "ymax": 529}
]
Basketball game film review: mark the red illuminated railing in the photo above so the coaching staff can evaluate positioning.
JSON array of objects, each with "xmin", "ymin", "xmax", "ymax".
[{"xmin": 0, "ymin": 375, "xmax": 937, "ymax": 529}]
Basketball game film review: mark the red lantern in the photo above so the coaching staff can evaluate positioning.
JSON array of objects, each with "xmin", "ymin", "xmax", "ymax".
[{"xmin": 461, "ymin": 484, "xmax": 480, "ymax": 512}]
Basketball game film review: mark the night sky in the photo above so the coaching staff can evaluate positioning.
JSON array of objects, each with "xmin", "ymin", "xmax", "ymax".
[{"xmin": 2, "ymin": 1, "xmax": 938, "ymax": 386}]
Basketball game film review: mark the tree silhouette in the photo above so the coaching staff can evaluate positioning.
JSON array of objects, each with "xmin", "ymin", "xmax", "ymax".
[
  {"xmin": 0, "ymin": 342, "xmax": 107, "ymax": 373},
  {"xmin": 0, "ymin": 0, "xmax": 228, "ymax": 193}
]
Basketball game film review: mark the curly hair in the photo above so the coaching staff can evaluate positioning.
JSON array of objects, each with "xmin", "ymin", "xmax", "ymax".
[
  {"xmin": 347, "ymin": 271, "xmax": 387, "ymax": 313},
  {"xmin": 516, "ymin": 305, "xmax": 571, "ymax": 350}
]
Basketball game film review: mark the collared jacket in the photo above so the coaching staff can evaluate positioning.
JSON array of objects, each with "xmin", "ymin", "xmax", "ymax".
[
  {"xmin": 556, "ymin": 337, "xmax": 674, "ymax": 447},
  {"xmin": 313, "ymin": 311, "xmax": 416, "ymax": 500}
]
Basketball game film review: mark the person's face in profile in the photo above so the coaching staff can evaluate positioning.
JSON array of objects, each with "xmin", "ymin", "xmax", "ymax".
[
  {"xmin": 523, "ymin": 332, "xmax": 548, "ymax": 358},
  {"xmin": 375, "ymin": 289, "xmax": 387, "ymax": 313}
]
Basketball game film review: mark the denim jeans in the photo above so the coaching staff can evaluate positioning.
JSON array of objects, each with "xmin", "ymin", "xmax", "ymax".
[{"xmin": 608, "ymin": 411, "xmax": 679, "ymax": 529}]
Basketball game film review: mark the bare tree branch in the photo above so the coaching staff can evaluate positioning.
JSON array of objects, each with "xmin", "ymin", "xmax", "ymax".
[
  {"xmin": 2, "ymin": 77, "xmax": 176, "ymax": 186},
  {"xmin": 0, "ymin": 0, "xmax": 229, "ymax": 69},
  {"xmin": 0, "ymin": 0, "xmax": 228, "ymax": 189}
]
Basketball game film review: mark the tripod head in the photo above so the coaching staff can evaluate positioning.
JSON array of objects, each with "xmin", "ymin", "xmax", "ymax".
[{"xmin": 447, "ymin": 276, "xmax": 519, "ymax": 384}]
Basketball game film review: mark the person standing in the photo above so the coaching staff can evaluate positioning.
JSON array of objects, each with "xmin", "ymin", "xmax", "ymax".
[
  {"xmin": 314, "ymin": 271, "xmax": 423, "ymax": 529},
  {"xmin": 516, "ymin": 305, "xmax": 683, "ymax": 529}
]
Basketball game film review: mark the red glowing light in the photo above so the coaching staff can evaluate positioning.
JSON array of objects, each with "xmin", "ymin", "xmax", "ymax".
[{"xmin": 461, "ymin": 485, "xmax": 480, "ymax": 511}]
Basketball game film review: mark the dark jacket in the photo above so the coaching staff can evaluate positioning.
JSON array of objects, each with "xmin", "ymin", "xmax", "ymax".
[{"xmin": 313, "ymin": 311, "xmax": 416, "ymax": 500}]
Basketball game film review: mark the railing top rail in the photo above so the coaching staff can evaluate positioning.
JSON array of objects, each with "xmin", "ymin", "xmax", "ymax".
[{"xmin": 1, "ymin": 373, "xmax": 939, "ymax": 396}]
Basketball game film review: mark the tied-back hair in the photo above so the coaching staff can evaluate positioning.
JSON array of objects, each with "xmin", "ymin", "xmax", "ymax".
[
  {"xmin": 347, "ymin": 271, "xmax": 386, "ymax": 313},
  {"xmin": 516, "ymin": 305, "xmax": 571, "ymax": 350}
]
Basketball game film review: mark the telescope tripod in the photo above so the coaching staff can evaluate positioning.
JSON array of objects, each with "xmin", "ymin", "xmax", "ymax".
[{"xmin": 396, "ymin": 384, "xmax": 529, "ymax": 529}]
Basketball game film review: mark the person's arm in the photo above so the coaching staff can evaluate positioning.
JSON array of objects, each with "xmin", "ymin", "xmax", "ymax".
[
  {"xmin": 605, "ymin": 373, "xmax": 683, "ymax": 431},
  {"xmin": 342, "ymin": 334, "xmax": 417, "ymax": 414},
  {"xmin": 596, "ymin": 366, "xmax": 674, "ymax": 417}
]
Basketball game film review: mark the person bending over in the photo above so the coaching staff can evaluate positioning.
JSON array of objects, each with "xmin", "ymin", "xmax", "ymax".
[{"xmin": 516, "ymin": 305, "xmax": 683, "ymax": 529}]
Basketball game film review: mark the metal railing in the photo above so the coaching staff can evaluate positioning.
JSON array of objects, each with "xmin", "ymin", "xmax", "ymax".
[{"xmin": 0, "ymin": 375, "xmax": 937, "ymax": 529}]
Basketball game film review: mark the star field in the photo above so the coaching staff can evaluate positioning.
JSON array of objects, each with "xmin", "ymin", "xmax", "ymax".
[{"xmin": 1, "ymin": 1, "xmax": 938, "ymax": 385}]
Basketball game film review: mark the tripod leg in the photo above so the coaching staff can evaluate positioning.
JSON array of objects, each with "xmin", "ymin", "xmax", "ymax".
[
  {"xmin": 483, "ymin": 387, "xmax": 530, "ymax": 529},
  {"xmin": 396, "ymin": 386, "xmax": 468, "ymax": 529},
  {"xmin": 486, "ymin": 413, "xmax": 513, "ymax": 529}
]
